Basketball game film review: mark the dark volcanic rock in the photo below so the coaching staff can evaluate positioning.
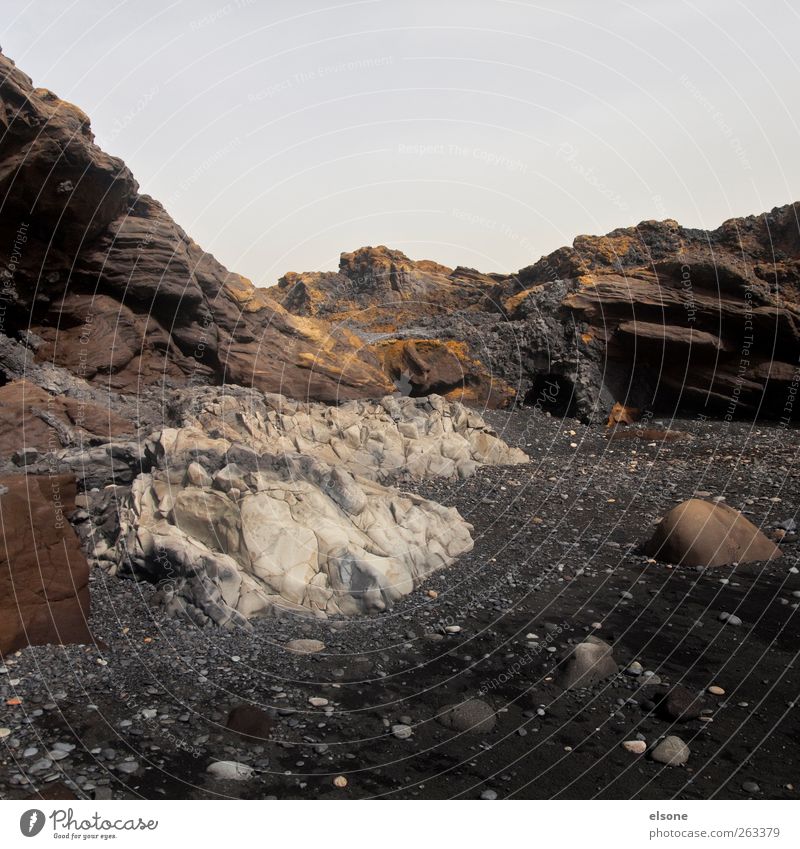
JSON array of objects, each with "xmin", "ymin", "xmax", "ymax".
[
  {"xmin": 661, "ymin": 685, "xmax": 706, "ymax": 722},
  {"xmin": 0, "ymin": 474, "xmax": 93, "ymax": 653},
  {"xmin": 225, "ymin": 705, "xmax": 274, "ymax": 741}
]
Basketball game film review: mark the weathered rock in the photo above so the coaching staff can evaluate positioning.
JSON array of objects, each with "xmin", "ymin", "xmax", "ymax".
[
  {"xmin": 646, "ymin": 499, "xmax": 782, "ymax": 567},
  {"xmin": 662, "ymin": 685, "xmax": 705, "ymax": 722},
  {"xmin": 206, "ymin": 761, "xmax": 254, "ymax": 781},
  {"xmin": 651, "ymin": 735, "xmax": 690, "ymax": 766},
  {"xmin": 557, "ymin": 636, "xmax": 618, "ymax": 689},
  {"xmin": 0, "ymin": 381, "xmax": 132, "ymax": 459},
  {"xmin": 437, "ymin": 699, "xmax": 497, "ymax": 734},
  {"xmin": 0, "ymin": 474, "xmax": 93, "ymax": 654},
  {"xmin": 285, "ymin": 639, "xmax": 325, "ymax": 654},
  {"xmin": 226, "ymin": 705, "xmax": 274, "ymax": 740},
  {"xmin": 163, "ymin": 386, "xmax": 528, "ymax": 482},
  {"xmin": 0, "ymin": 53, "xmax": 392, "ymax": 403}
]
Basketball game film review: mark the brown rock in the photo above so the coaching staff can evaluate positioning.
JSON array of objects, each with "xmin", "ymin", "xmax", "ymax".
[
  {"xmin": 0, "ymin": 380, "xmax": 131, "ymax": 458},
  {"xmin": 0, "ymin": 474, "xmax": 93, "ymax": 654},
  {"xmin": 662, "ymin": 685, "xmax": 706, "ymax": 722},
  {"xmin": 375, "ymin": 338, "xmax": 514, "ymax": 408},
  {"xmin": 437, "ymin": 699, "xmax": 497, "ymax": 734},
  {"xmin": 0, "ymin": 53, "xmax": 392, "ymax": 404},
  {"xmin": 557, "ymin": 636, "xmax": 618, "ymax": 689},
  {"xmin": 225, "ymin": 705, "xmax": 274, "ymax": 741},
  {"xmin": 646, "ymin": 499, "xmax": 782, "ymax": 567}
]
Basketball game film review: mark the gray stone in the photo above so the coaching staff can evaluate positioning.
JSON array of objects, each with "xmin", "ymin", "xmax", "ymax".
[{"xmin": 651, "ymin": 736, "xmax": 690, "ymax": 766}]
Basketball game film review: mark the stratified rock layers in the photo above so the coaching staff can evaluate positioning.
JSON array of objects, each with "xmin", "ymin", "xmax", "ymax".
[{"xmin": 0, "ymin": 53, "xmax": 391, "ymax": 402}]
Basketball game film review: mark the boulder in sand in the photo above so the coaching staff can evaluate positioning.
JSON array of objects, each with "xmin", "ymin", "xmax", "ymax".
[
  {"xmin": 437, "ymin": 699, "xmax": 497, "ymax": 734},
  {"xmin": 558, "ymin": 636, "xmax": 618, "ymax": 690},
  {"xmin": 645, "ymin": 499, "xmax": 782, "ymax": 567}
]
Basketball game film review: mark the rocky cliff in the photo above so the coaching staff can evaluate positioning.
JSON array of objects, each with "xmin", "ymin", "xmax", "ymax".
[
  {"xmin": 0, "ymin": 52, "xmax": 392, "ymax": 402},
  {"xmin": 270, "ymin": 212, "xmax": 800, "ymax": 421}
]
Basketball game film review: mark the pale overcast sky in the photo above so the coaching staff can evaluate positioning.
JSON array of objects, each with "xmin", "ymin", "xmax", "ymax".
[{"xmin": 3, "ymin": 1, "xmax": 799, "ymax": 283}]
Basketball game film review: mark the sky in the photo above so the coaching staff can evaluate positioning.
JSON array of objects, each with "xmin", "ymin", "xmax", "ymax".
[{"xmin": 3, "ymin": 0, "xmax": 799, "ymax": 285}]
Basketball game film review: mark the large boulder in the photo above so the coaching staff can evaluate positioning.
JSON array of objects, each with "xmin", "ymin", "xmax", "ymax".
[
  {"xmin": 0, "ymin": 474, "xmax": 92, "ymax": 654},
  {"xmin": 645, "ymin": 499, "xmax": 782, "ymax": 567}
]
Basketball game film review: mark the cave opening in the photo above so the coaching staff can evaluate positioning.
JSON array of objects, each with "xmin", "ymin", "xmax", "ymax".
[{"xmin": 525, "ymin": 373, "xmax": 577, "ymax": 416}]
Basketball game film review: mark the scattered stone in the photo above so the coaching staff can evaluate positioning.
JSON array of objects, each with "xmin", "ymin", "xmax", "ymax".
[
  {"xmin": 742, "ymin": 781, "xmax": 760, "ymax": 794},
  {"xmin": 708, "ymin": 686, "xmax": 726, "ymax": 696},
  {"xmin": 116, "ymin": 761, "xmax": 140, "ymax": 774},
  {"xmin": 206, "ymin": 761, "xmax": 254, "ymax": 781},
  {"xmin": 662, "ymin": 686, "xmax": 705, "ymax": 722},
  {"xmin": 719, "ymin": 612, "xmax": 743, "ymax": 626},
  {"xmin": 285, "ymin": 639, "xmax": 325, "ymax": 654},
  {"xmin": 622, "ymin": 740, "xmax": 647, "ymax": 754},
  {"xmin": 0, "ymin": 728, "xmax": 10, "ymax": 740},
  {"xmin": 226, "ymin": 704, "xmax": 274, "ymax": 740},
  {"xmin": 626, "ymin": 661, "xmax": 643, "ymax": 676},
  {"xmin": 651, "ymin": 736, "xmax": 690, "ymax": 766},
  {"xmin": 308, "ymin": 697, "xmax": 329, "ymax": 707},
  {"xmin": 558, "ymin": 637, "xmax": 618, "ymax": 689},
  {"xmin": 333, "ymin": 775, "xmax": 348, "ymax": 788},
  {"xmin": 437, "ymin": 699, "xmax": 496, "ymax": 734},
  {"xmin": 480, "ymin": 789, "xmax": 498, "ymax": 800},
  {"xmin": 392, "ymin": 724, "xmax": 413, "ymax": 740}
]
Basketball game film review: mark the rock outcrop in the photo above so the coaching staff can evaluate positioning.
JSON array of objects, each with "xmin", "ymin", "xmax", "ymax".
[
  {"xmin": 502, "ymin": 208, "xmax": 800, "ymax": 419},
  {"xmin": 84, "ymin": 388, "xmax": 528, "ymax": 624},
  {"xmin": 269, "ymin": 212, "xmax": 800, "ymax": 421},
  {"xmin": 0, "ymin": 52, "xmax": 391, "ymax": 402},
  {"xmin": 645, "ymin": 498, "xmax": 782, "ymax": 567},
  {"xmin": 0, "ymin": 474, "xmax": 92, "ymax": 653}
]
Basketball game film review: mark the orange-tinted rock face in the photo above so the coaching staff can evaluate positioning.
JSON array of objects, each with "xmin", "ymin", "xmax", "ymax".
[
  {"xmin": 376, "ymin": 339, "xmax": 515, "ymax": 408},
  {"xmin": 502, "ymin": 207, "xmax": 800, "ymax": 419},
  {"xmin": 0, "ymin": 53, "xmax": 392, "ymax": 403},
  {"xmin": 269, "ymin": 246, "xmax": 501, "ymax": 331},
  {"xmin": 0, "ymin": 474, "xmax": 93, "ymax": 654}
]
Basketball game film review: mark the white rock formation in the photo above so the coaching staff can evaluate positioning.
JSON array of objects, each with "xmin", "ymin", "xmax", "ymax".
[
  {"xmin": 109, "ymin": 390, "xmax": 528, "ymax": 624},
  {"xmin": 165, "ymin": 387, "xmax": 529, "ymax": 481}
]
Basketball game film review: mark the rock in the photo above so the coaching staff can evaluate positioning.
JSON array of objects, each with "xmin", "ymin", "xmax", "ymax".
[
  {"xmin": 719, "ymin": 612, "xmax": 743, "ymax": 626},
  {"xmin": 0, "ymin": 381, "xmax": 132, "ymax": 457},
  {"xmin": 226, "ymin": 705, "xmax": 274, "ymax": 740},
  {"xmin": 645, "ymin": 499, "xmax": 782, "ymax": 567},
  {"xmin": 206, "ymin": 761, "xmax": 254, "ymax": 781},
  {"xmin": 651, "ymin": 735, "xmax": 690, "ymax": 766},
  {"xmin": 115, "ymin": 761, "xmax": 140, "ymax": 774},
  {"xmin": 285, "ymin": 639, "xmax": 326, "ymax": 654},
  {"xmin": 0, "ymin": 52, "xmax": 391, "ymax": 403},
  {"xmin": 437, "ymin": 699, "xmax": 496, "ymax": 734},
  {"xmin": 558, "ymin": 637, "xmax": 618, "ymax": 689},
  {"xmin": 621, "ymin": 740, "xmax": 647, "ymax": 754},
  {"xmin": 708, "ymin": 686, "xmax": 726, "ymax": 696},
  {"xmin": 106, "ymin": 393, "xmax": 517, "ymax": 622},
  {"xmin": 742, "ymin": 781, "xmax": 760, "ymax": 794},
  {"xmin": 0, "ymin": 474, "xmax": 93, "ymax": 654},
  {"xmin": 662, "ymin": 686, "xmax": 706, "ymax": 721},
  {"xmin": 0, "ymin": 728, "xmax": 11, "ymax": 739},
  {"xmin": 333, "ymin": 775, "xmax": 348, "ymax": 788},
  {"xmin": 308, "ymin": 697, "xmax": 329, "ymax": 707},
  {"xmin": 626, "ymin": 661, "xmax": 644, "ymax": 676},
  {"xmin": 391, "ymin": 724, "xmax": 413, "ymax": 740},
  {"xmin": 480, "ymin": 789, "xmax": 498, "ymax": 800}
]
